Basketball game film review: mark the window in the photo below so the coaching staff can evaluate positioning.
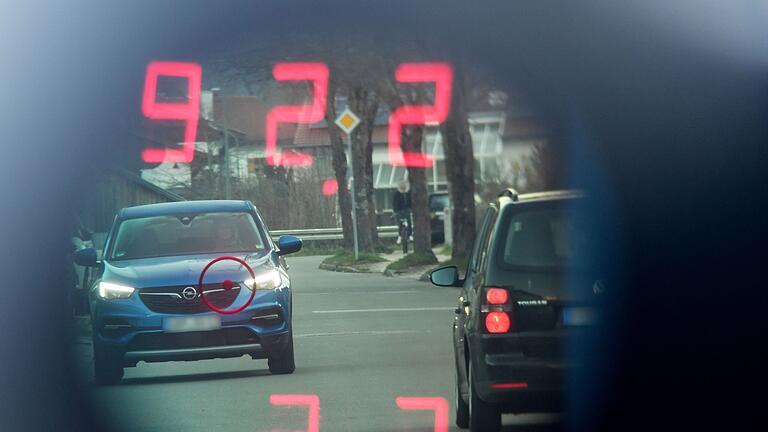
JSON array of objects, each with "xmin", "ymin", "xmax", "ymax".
[
  {"xmin": 470, "ymin": 208, "xmax": 496, "ymax": 272},
  {"xmin": 498, "ymin": 206, "xmax": 593, "ymax": 269},
  {"xmin": 110, "ymin": 212, "xmax": 266, "ymax": 260},
  {"xmin": 247, "ymin": 158, "xmax": 259, "ymax": 175}
]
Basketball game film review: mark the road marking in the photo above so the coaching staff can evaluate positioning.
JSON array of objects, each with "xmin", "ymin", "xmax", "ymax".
[
  {"xmin": 312, "ymin": 307, "xmax": 453, "ymax": 314},
  {"xmin": 295, "ymin": 330, "xmax": 428, "ymax": 338}
]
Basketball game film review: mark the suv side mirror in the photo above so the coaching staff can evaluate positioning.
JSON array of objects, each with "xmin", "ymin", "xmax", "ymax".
[
  {"xmin": 73, "ymin": 248, "xmax": 99, "ymax": 267},
  {"xmin": 430, "ymin": 266, "xmax": 459, "ymax": 287},
  {"xmin": 277, "ymin": 235, "xmax": 303, "ymax": 256}
]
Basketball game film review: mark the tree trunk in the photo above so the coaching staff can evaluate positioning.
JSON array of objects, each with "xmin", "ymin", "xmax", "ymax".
[
  {"xmin": 325, "ymin": 82, "xmax": 354, "ymax": 251},
  {"xmin": 403, "ymin": 126, "xmax": 432, "ymax": 254},
  {"xmin": 348, "ymin": 87, "xmax": 375, "ymax": 251},
  {"xmin": 440, "ymin": 68, "xmax": 476, "ymax": 261},
  {"xmin": 361, "ymin": 98, "xmax": 380, "ymax": 248}
]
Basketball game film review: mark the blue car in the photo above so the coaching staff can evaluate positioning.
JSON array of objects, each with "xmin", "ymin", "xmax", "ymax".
[{"xmin": 74, "ymin": 200, "xmax": 302, "ymax": 384}]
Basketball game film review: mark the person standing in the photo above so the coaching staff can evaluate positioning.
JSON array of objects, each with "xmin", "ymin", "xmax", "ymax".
[{"xmin": 392, "ymin": 180, "xmax": 413, "ymax": 245}]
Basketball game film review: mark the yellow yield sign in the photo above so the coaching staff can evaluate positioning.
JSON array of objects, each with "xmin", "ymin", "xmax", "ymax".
[{"xmin": 334, "ymin": 108, "xmax": 361, "ymax": 134}]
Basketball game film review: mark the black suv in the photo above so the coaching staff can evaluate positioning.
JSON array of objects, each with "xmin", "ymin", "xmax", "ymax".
[{"xmin": 431, "ymin": 189, "xmax": 599, "ymax": 431}]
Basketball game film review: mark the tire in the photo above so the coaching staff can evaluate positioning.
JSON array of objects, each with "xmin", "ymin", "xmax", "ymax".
[
  {"xmin": 268, "ymin": 331, "xmax": 295, "ymax": 375},
  {"xmin": 455, "ymin": 369, "xmax": 470, "ymax": 428},
  {"xmin": 468, "ymin": 361, "xmax": 501, "ymax": 432},
  {"xmin": 93, "ymin": 343, "xmax": 124, "ymax": 385}
]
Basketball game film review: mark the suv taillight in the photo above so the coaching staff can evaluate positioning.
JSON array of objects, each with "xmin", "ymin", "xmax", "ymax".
[
  {"xmin": 485, "ymin": 312, "xmax": 510, "ymax": 333},
  {"xmin": 482, "ymin": 287, "xmax": 514, "ymax": 333},
  {"xmin": 486, "ymin": 288, "xmax": 509, "ymax": 305}
]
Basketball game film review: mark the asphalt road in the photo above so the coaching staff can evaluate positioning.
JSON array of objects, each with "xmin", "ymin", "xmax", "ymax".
[{"xmin": 75, "ymin": 256, "xmax": 561, "ymax": 431}]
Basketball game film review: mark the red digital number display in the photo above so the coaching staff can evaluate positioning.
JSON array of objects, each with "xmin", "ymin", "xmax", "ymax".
[
  {"xmin": 266, "ymin": 63, "xmax": 329, "ymax": 167},
  {"xmin": 387, "ymin": 63, "xmax": 453, "ymax": 167},
  {"xmin": 396, "ymin": 397, "xmax": 449, "ymax": 432},
  {"xmin": 270, "ymin": 394, "xmax": 320, "ymax": 432},
  {"xmin": 139, "ymin": 61, "xmax": 453, "ymax": 171},
  {"xmin": 141, "ymin": 61, "xmax": 202, "ymax": 163},
  {"xmin": 267, "ymin": 394, "xmax": 447, "ymax": 431}
]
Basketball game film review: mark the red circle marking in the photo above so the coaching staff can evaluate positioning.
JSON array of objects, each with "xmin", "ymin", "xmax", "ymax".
[{"xmin": 198, "ymin": 256, "xmax": 256, "ymax": 315}]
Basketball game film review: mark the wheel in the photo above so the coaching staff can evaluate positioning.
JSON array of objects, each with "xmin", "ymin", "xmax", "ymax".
[
  {"xmin": 468, "ymin": 361, "xmax": 501, "ymax": 432},
  {"xmin": 455, "ymin": 368, "xmax": 470, "ymax": 428},
  {"xmin": 93, "ymin": 343, "xmax": 124, "ymax": 385},
  {"xmin": 268, "ymin": 331, "xmax": 295, "ymax": 375},
  {"xmin": 402, "ymin": 230, "xmax": 409, "ymax": 254}
]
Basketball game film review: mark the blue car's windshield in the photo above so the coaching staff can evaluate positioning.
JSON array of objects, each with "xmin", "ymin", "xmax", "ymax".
[{"xmin": 109, "ymin": 212, "xmax": 266, "ymax": 260}]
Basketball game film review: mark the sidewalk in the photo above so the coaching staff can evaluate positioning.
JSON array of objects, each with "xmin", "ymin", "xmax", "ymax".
[{"xmin": 343, "ymin": 246, "xmax": 451, "ymax": 281}]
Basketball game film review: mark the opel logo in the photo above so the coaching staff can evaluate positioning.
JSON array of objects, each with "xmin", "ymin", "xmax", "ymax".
[{"xmin": 182, "ymin": 286, "xmax": 198, "ymax": 301}]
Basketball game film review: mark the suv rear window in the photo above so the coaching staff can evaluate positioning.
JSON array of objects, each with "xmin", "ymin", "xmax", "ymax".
[{"xmin": 498, "ymin": 205, "xmax": 592, "ymax": 269}]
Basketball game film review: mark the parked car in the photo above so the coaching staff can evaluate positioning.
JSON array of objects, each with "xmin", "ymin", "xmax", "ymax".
[
  {"xmin": 430, "ymin": 189, "xmax": 599, "ymax": 431},
  {"xmin": 429, "ymin": 191, "xmax": 450, "ymax": 245},
  {"xmin": 74, "ymin": 200, "xmax": 302, "ymax": 384}
]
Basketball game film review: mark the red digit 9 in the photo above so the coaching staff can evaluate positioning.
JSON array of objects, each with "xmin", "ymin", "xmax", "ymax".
[
  {"xmin": 266, "ymin": 63, "xmax": 329, "ymax": 167},
  {"xmin": 388, "ymin": 63, "xmax": 453, "ymax": 167},
  {"xmin": 141, "ymin": 61, "xmax": 202, "ymax": 163}
]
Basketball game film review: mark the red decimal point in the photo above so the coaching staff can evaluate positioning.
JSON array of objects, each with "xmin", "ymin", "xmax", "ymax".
[
  {"xmin": 395, "ymin": 397, "xmax": 449, "ymax": 432},
  {"xmin": 321, "ymin": 178, "xmax": 338, "ymax": 196},
  {"xmin": 266, "ymin": 63, "xmax": 329, "ymax": 167},
  {"xmin": 388, "ymin": 63, "xmax": 453, "ymax": 167},
  {"xmin": 141, "ymin": 61, "xmax": 202, "ymax": 163},
  {"xmin": 270, "ymin": 394, "xmax": 320, "ymax": 432}
]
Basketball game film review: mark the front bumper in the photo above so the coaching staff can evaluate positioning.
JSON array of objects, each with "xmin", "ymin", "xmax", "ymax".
[{"xmin": 91, "ymin": 287, "xmax": 291, "ymax": 366}]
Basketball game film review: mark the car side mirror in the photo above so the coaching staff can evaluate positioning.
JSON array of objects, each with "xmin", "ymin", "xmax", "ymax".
[
  {"xmin": 430, "ymin": 265, "xmax": 460, "ymax": 287},
  {"xmin": 73, "ymin": 248, "xmax": 99, "ymax": 267},
  {"xmin": 277, "ymin": 235, "xmax": 303, "ymax": 256}
]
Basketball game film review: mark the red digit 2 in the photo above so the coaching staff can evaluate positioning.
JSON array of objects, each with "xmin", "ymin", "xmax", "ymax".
[
  {"xmin": 266, "ymin": 63, "xmax": 329, "ymax": 166},
  {"xmin": 141, "ymin": 61, "xmax": 202, "ymax": 163},
  {"xmin": 388, "ymin": 63, "xmax": 453, "ymax": 167}
]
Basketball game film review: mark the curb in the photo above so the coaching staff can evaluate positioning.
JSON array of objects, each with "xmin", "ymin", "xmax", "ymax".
[
  {"xmin": 382, "ymin": 268, "xmax": 433, "ymax": 282},
  {"xmin": 318, "ymin": 263, "xmax": 373, "ymax": 273}
]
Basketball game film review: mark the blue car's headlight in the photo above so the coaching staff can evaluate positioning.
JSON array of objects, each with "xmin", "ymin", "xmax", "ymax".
[
  {"xmin": 243, "ymin": 270, "xmax": 283, "ymax": 291},
  {"xmin": 98, "ymin": 281, "xmax": 135, "ymax": 300}
]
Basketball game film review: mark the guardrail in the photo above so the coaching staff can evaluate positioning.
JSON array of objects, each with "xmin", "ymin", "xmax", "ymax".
[{"xmin": 271, "ymin": 226, "xmax": 399, "ymax": 241}]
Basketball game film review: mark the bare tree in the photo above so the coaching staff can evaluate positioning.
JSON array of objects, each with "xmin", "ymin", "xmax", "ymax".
[
  {"xmin": 440, "ymin": 66, "xmax": 476, "ymax": 261},
  {"xmin": 325, "ymin": 80, "xmax": 355, "ymax": 250}
]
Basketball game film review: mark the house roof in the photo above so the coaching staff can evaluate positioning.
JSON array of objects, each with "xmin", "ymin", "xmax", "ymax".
[
  {"xmin": 114, "ymin": 168, "xmax": 186, "ymax": 202},
  {"xmin": 212, "ymin": 96, "xmax": 297, "ymax": 141}
]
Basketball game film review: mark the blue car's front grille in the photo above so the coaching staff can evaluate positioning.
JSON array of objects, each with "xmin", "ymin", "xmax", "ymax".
[{"xmin": 138, "ymin": 284, "xmax": 239, "ymax": 314}]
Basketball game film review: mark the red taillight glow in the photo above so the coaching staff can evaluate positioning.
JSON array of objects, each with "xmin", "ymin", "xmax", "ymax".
[
  {"xmin": 485, "ymin": 312, "xmax": 510, "ymax": 333},
  {"xmin": 485, "ymin": 288, "xmax": 509, "ymax": 305},
  {"xmin": 491, "ymin": 382, "xmax": 528, "ymax": 389}
]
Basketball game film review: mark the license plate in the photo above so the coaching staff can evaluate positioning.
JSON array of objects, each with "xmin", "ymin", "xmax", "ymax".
[
  {"xmin": 562, "ymin": 307, "xmax": 596, "ymax": 326},
  {"xmin": 164, "ymin": 315, "xmax": 221, "ymax": 333}
]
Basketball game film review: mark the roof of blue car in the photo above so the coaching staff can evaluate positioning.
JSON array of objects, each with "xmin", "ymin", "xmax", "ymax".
[{"xmin": 119, "ymin": 200, "xmax": 252, "ymax": 219}]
